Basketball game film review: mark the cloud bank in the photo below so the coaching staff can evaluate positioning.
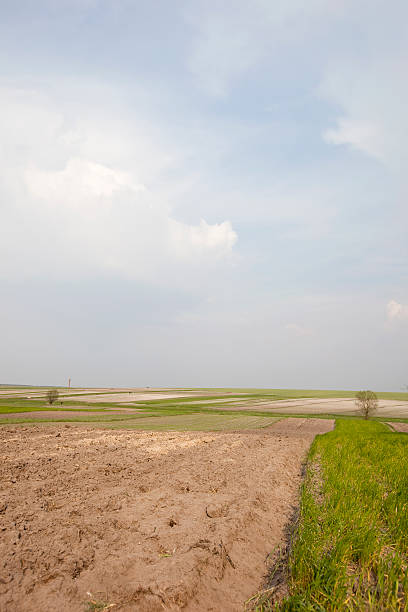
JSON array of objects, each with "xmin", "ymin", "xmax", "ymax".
[
  {"xmin": 0, "ymin": 85, "xmax": 237, "ymax": 285},
  {"xmin": 0, "ymin": 1, "xmax": 407, "ymax": 389}
]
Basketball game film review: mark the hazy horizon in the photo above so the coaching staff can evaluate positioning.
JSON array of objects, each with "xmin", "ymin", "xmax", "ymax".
[
  {"xmin": 1, "ymin": 1, "xmax": 407, "ymax": 390},
  {"xmin": 1, "ymin": 382, "xmax": 407, "ymax": 394}
]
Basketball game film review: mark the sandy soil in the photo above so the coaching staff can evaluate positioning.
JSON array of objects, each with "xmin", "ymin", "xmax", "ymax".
[
  {"xmin": 217, "ymin": 398, "xmax": 408, "ymax": 418},
  {"xmin": 0, "ymin": 418, "xmax": 333, "ymax": 612},
  {"xmin": 388, "ymin": 422, "xmax": 408, "ymax": 432},
  {"xmin": 0, "ymin": 389, "xmax": 114, "ymax": 399},
  {"xmin": 64, "ymin": 392, "xmax": 206, "ymax": 403},
  {"xmin": 0, "ymin": 388, "xmax": 204, "ymax": 401}
]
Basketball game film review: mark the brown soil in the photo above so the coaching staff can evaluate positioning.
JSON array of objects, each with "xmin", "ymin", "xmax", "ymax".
[
  {"xmin": 387, "ymin": 422, "xmax": 408, "ymax": 432},
  {"xmin": 0, "ymin": 418, "xmax": 333, "ymax": 611}
]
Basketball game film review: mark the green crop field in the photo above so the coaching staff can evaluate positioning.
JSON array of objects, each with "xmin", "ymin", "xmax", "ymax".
[
  {"xmin": 103, "ymin": 413, "xmax": 281, "ymax": 431},
  {"xmin": 252, "ymin": 419, "xmax": 408, "ymax": 611},
  {"xmin": 0, "ymin": 406, "xmax": 108, "ymax": 414},
  {"xmin": 0, "ymin": 412, "xmax": 280, "ymax": 431},
  {"xmin": 1, "ymin": 384, "xmax": 408, "ymax": 425}
]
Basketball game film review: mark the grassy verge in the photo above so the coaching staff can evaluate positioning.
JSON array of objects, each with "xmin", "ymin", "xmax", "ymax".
[{"xmin": 266, "ymin": 419, "xmax": 408, "ymax": 611}]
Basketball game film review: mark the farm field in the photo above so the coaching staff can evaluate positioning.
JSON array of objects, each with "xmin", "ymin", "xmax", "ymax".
[
  {"xmin": 0, "ymin": 418, "xmax": 333, "ymax": 611},
  {"xmin": 268, "ymin": 419, "xmax": 408, "ymax": 611},
  {"xmin": 1, "ymin": 386, "xmax": 408, "ymax": 610},
  {"xmin": 217, "ymin": 397, "xmax": 408, "ymax": 419},
  {"xmin": 0, "ymin": 413, "xmax": 281, "ymax": 431},
  {"xmin": 0, "ymin": 387, "xmax": 237, "ymax": 402},
  {"xmin": 1, "ymin": 386, "xmax": 408, "ymax": 426},
  {"xmin": 87, "ymin": 414, "xmax": 281, "ymax": 431}
]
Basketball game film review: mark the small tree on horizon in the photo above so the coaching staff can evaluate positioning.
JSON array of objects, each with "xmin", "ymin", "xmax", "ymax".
[
  {"xmin": 355, "ymin": 390, "xmax": 378, "ymax": 419},
  {"xmin": 46, "ymin": 388, "xmax": 59, "ymax": 405}
]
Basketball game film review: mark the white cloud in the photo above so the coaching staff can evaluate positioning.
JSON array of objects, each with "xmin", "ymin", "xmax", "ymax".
[
  {"xmin": 285, "ymin": 323, "xmax": 313, "ymax": 337},
  {"xmin": 320, "ymin": 56, "xmax": 408, "ymax": 171},
  {"xmin": 387, "ymin": 300, "xmax": 408, "ymax": 321},
  {"xmin": 169, "ymin": 218, "xmax": 237, "ymax": 258},
  {"xmin": 0, "ymin": 85, "xmax": 238, "ymax": 284},
  {"xmin": 324, "ymin": 118, "xmax": 385, "ymax": 161},
  {"xmin": 26, "ymin": 158, "xmax": 145, "ymax": 205},
  {"xmin": 2, "ymin": 2, "xmax": 408, "ymax": 389}
]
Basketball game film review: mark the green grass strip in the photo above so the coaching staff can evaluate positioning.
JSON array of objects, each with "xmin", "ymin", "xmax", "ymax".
[
  {"xmin": 274, "ymin": 419, "xmax": 408, "ymax": 611},
  {"xmin": 0, "ymin": 406, "xmax": 108, "ymax": 414}
]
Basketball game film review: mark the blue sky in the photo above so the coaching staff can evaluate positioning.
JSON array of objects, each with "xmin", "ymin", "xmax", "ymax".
[{"xmin": 1, "ymin": 0, "xmax": 407, "ymax": 389}]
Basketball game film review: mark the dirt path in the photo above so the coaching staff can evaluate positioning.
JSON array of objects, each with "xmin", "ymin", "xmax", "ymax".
[
  {"xmin": 387, "ymin": 422, "xmax": 408, "ymax": 432},
  {"xmin": 0, "ymin": 418, "xmax": 333, "ymax": 611}
]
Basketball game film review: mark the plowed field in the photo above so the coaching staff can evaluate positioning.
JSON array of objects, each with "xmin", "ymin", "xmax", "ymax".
[{"xmin": 0, "ymin": 418, "xmax": 333, "ymax": 611}]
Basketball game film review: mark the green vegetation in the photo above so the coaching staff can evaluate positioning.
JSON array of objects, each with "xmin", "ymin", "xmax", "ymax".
[
  {"xmin": 271, "ymin": 420, "xmax": 408, "ymax": 611},
  {"xmin": 0, "ymin": 406, "xmax": 108, "ymax": 414},
  {"xmin": 0, "ymin": 413, "xmax": 280, "ymax": 430},
  {"xmin": 0, "ymin": 398, "xmax": 49, "ymax": 408},
  {"xmin": 1, "ymin": 386, "xmax": 408, "ymax": 426},
  {"xmin": 170, "ymin": 389, "xmax": 408, "ymax": 402},
  {"xmin": 103, "ymin": 413, "xmax": 280, "ymax": 431},
  {"xmin": 84, "ymin": 593, "xmax": 114, "ymax": 611},
  {"xmin": 0, "ymin": 414, "xmax": 149, "ymax": 425}
]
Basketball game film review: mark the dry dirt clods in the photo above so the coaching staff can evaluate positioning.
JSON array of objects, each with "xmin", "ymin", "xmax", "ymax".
[{"xmin": 0, "ymin": 419, "xmax": 333, "ymax": 611}]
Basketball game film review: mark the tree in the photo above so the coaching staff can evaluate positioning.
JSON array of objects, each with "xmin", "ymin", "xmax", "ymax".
[
  {"xmin": 46, "ymin": 388, "xmax": 59, "ymax": 405},
  {"xmin": 355, "ymin": 390, "xmax": 378, "ymax": 419}
]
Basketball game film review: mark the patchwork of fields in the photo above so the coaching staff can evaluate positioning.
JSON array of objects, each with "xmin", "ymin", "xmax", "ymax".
[
  {"xmin": 1, "ymin": 385, "xmax": 408, "ymax": 427},
  {"xmin": 1, "ymin": 385, "xmax": 407, "ymax": 610}
]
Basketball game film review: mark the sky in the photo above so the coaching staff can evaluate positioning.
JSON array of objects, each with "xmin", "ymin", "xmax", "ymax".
[{"xmin": 1, "ymin": 0, "xmax": 407, "ymax": 390}]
